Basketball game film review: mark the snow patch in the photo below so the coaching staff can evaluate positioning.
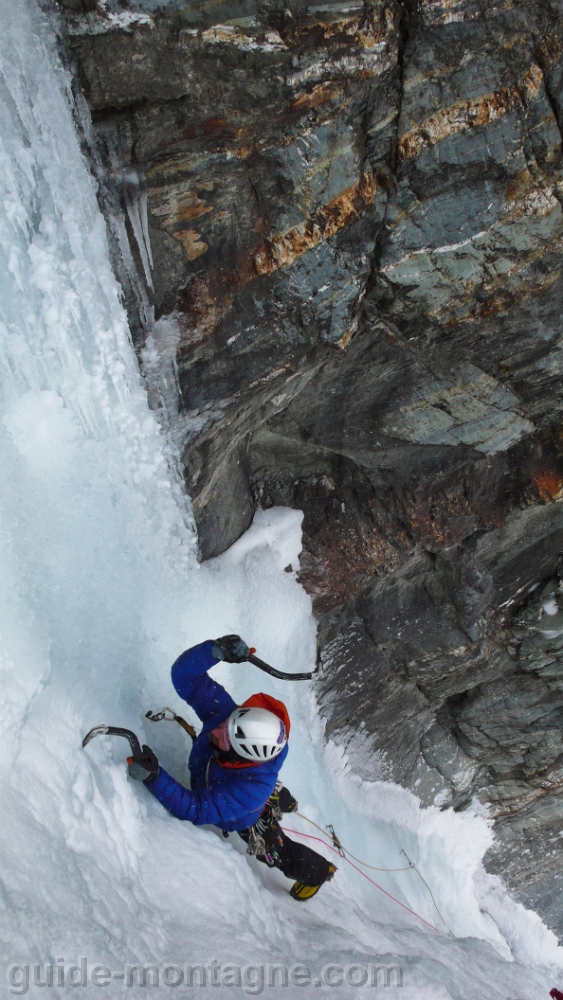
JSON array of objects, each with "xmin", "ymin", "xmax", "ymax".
[{"xmin": 3, "ymin": 390, "xmax": 81, "ymax": 471}]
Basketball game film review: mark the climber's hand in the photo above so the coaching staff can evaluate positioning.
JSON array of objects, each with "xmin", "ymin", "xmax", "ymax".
[
  {"xmin": 127, "ymin": 745, "xmax": 159, "ymax": 784},
  {"xmin": 212, "ymin": 635, "xmax": 250, "ymax": 663}
]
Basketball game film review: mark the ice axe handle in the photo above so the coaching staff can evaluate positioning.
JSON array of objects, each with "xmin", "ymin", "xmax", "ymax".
[{"xmin": 247, "ymin": 653, "xmax": 314, "ymax": 681}]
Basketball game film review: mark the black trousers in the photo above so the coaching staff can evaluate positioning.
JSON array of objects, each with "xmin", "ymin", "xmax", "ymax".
[{"xmin": 238, "ymin": 820, "xmax": 333, "ymax": 885}]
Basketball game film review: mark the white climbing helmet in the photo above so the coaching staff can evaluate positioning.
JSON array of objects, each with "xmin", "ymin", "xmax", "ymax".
[{"xmin": 228, "ymin": 706, "xmax": 288, "ymax": 762}]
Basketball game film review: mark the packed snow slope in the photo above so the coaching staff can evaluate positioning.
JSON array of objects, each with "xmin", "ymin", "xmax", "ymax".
[{"xmin": 1, "ymin": 1, "xmax": 563, "ymax": 997}]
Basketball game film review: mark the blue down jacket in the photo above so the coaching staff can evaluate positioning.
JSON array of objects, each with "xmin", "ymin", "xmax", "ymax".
[{"xmin": 145, "ymin": 641, "xmax": 288, "ymax": 831}]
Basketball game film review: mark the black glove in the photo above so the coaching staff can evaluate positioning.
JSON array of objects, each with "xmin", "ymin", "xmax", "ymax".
[
  {"xmin": 275, "ymin": 786, "xmax": 298, "ymax": 813},
  {"xmin": 127, "ymin": 745, "xmax": 159, "ymax": 784},
  {"xmin": 212, "ymin": 634, "xmax": 250, "ymax": 663}
]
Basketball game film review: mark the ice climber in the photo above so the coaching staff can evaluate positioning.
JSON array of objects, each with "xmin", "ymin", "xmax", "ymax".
[{"xmin": 127, "ymin": 635, "xmax": 336, "ymax": 901}]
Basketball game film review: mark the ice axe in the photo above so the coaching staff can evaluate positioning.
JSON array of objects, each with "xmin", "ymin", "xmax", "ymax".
[
  {"xmin": 246, "ymin": 650, "xmax": 316, "ymax": 681},
  {"xmin": 82, "ymin": 653, "xmax": 317, "ymax": 755},
  {"xmin": 82, "ymin": 724, "xmax": 143, "ymax": 756}
]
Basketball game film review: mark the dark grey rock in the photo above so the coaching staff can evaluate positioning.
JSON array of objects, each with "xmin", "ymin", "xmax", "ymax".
[
  {"xmin": 56, "ymin": 0, "xmax": 97, "ymax": 10},
  {"xmin": 317, "ymin": 506, "xmax": 563, "ymax": 935}
]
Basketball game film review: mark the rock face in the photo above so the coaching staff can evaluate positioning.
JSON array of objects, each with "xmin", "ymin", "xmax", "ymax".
[{"xmin": 58, "ymin": 0, "xmax": 563, "ymax": 936}]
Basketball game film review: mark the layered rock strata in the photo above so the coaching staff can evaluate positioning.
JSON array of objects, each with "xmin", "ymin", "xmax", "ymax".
[{"xmin": 57, "ymin": 0, "xmax": 563, "ymax": 936}]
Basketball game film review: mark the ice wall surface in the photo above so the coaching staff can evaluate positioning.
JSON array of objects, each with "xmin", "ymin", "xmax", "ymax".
[{"xmin": 0, "ymin": 1, "xmax": 562, "ymax": 997}]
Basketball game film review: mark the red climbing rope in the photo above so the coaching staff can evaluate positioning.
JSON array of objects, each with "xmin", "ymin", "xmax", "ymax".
[{"xmin": 281, "ymin": 825, "xmax": 440, "ymax": 933}]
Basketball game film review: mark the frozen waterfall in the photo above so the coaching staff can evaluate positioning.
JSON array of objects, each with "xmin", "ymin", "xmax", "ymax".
[{"xmin": 0, "ymin": 1, "xmax": 562, "ymax": 997}]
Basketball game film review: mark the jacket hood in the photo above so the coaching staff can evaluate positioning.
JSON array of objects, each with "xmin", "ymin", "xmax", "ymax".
[{"xmin": 240, "ymin": 692, "xmax": 291, "ymax": 738}]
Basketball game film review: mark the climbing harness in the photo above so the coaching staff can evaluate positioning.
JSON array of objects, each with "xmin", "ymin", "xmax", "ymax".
[
  {"xmin": 239, "ymin": 782, "xmax": 289, "ymax": 864},
  {"xmin": 242, "ymin": 793, "xmax": 284, "ymax": 865}
]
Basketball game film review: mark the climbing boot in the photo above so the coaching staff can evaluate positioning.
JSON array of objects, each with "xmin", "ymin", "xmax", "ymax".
[{"xmin": 289, "ymin": 864, "xmax": 337, "ymax": 902}]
